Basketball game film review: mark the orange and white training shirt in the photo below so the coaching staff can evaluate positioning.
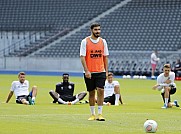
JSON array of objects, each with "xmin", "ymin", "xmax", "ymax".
[{"xmin": 80, "ymin": 36, "xmax": 109, "ymax": 73}]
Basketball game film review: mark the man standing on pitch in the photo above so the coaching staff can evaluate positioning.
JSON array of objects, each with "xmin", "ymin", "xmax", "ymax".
[
  {"xmin": 151, "ymin": 50, "xmax": 160, "ymax": 79},
  {"xmin": 80, "ymin": 22, "xmax": 109, "ymax": 121}
]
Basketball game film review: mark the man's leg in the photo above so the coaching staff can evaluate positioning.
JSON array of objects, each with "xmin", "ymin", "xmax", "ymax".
[
  {"xmin": 151, "ymin": 69, "xmax": 154, "ymax": 77},
  {"xmin": 32, "ymin": 86, "xmax": 37, "ymax": 104},
  {"xmin": 151, "ymin": 64, "xmax": 156, "ymax": 79},
  {"xmin": 87, "ymin": 90, "xmax": 96, "ymax": 120},
  {"xmin": 77, "ymin": 91, "xmax": 87, "ymax": 101},
  {"xmin": 29, "ymin": 86, "xmax": 38, "ymax": 105},
  {"xmin": 97, "ymin": 88, "xmax": 104, "ymax": 106},
  {"xmin": 49, "ymin": 90, "xmax": 59, "ymax": 102},
  {"xmin": 161, "ymin": 87, "xmax": 170, "ymax": 108},
  {"xmin": 89, "ymin": 90, "xmax": 96, "ymax": 112},
  {"xmin": 114, "ymin": 85, "xmax": 122, "ymax": 105},
  {"xmin": 49, "ymin": 90, "xmax": 70, "ymax": 105},
  {"xmin": 95, "ymin": 72, "xmax": 106, "ymax": 121},
  {"xmin": 71, "ymin": 91, "xmax": 87, "ymax": 104},
  {"xmin": 169, "ymin": 87, "xmax": 179, "ymax": 107},
  {"xmin": 21, "ymin": 99, "xmax": 29, "ymax": 105},
  {"xmin": 104, "ymin": 95, "xmax": 114, "ymax": 106},
  {"xmin": 32, "ymin": 86, "xmax": 38, "ymax": 102},
  {"xmin": 17, "ymin": 96, "xmax": 29, "ymax": 105},
  {"xmin": 96, "ymin": 88, "xmax": 105, "ymax": 121},
  {"xmin": 83, "ymin": 74, "xmax": 96, "ymax": 120}
]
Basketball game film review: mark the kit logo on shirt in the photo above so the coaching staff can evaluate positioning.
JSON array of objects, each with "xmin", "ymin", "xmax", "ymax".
[
  {"xmin": 90, "ymin": 50, "xmax": 102, "ymax": 58},
  {"xmin": 68, "ymin": 85, "xmax": 72, "ymax": 89},
  {"xmin": 61, "ymin": 86, "xmax": 72, "ymax": 90},
  {"xmin": 105, "ymin": 84, "xmax": 114, "ymax": 89}
]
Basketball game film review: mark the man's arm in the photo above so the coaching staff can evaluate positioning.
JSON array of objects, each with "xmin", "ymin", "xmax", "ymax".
[
  {"xmin": 152, "ymin": 75, "xmax": 162, "ymax": 90},
  {"xmin": 151, "ymin": 54, "xmax": 159, "ymax": 62},
  {"xmin": 164, "ymin": 79, "xmax": 171, "ymax": 84},
  {"xmin": 69, "ymin": 82, "xmax": 75, "ymax": 96},
  {"xmin": 103, "ymin": 56, "xmax": 108, "ymax": 76},
  {"xmin": 175, "ymin": 67, "xmax": 181, "ymax": 70},
  {"xmin": 102, "ymin": 39, "xmax": 109, "ymax": 76},
  {"xmin": 174, "ymin": 63, "xmax": 181, "ymax": 70},
  {"xmin": 80, "ymin": 56, "xmax": 91, "ymax": 79},
  {"xmin": 152, "ymin": 84, "xmax": 159, "ymax": 90},
  {"xmin": 55, "ymin": 85, "xmax": 59, "ymax": 93},
  {"xmin": 165, "ymin": 73, "xmax": 175, "ymax": 84},
  {"xmin": 6, "ymin": 91, "xmax": 13, "ymax": 103}
]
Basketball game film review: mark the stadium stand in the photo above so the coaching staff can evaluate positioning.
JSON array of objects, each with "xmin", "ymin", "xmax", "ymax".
[
  {"xmin": 108, "ymin": 51, "xmax": 181, "ymax": 76},
  {"xmin": 33, "ymin": 0, "xmax": 180, "ymax": 56},
  {"xmin": 0, "ymin": 0, "xmax": 122, "ymax": 56},
  {"xmin": 0, "ymin": 0, "xmax": 180, "ymax": 76}
]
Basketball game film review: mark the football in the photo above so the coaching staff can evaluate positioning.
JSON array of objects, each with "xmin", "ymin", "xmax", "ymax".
[{"xmin": 143, "ymin": 120, "xmax": 158, "ymax": 133}]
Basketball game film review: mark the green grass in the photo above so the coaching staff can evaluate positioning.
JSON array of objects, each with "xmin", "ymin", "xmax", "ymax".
[{"xmin": 0, "ymin": 74, "xmax": 181, "ymax": 134}]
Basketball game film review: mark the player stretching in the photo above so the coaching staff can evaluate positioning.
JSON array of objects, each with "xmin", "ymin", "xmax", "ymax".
[
  {"xmin": 6, "ymin": 72, "xmax": 37, "ymax": 105},
  {"xmin": 104, "ymin": 72, "xmax": 123, "ymax": 106},
  {"xmin": 152, "ymin": 64, "xmax": 179, "ymax": 109}
]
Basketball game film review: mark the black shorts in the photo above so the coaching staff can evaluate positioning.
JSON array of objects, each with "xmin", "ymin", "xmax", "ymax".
[
  {"xmin": 58, "ymin": 95, "xmax": 76, "ymax": 104},
  {"xmin": 161, "ymin": 86, "xmax": 176, "ymax": 103},
  {"xmin": 16, "ymin": 92, "xmax": 33, "ymax": 104},
  {"xmin": 84, "ymin": 72, "xmax": 106, "ymax": 92},
  {"xmin": 16, "ymin": 95, "xmax": 29, "ymax": 104},
  {"xmin": 104, "ymin": 94, "xmax": 115, "ymax": 105}
]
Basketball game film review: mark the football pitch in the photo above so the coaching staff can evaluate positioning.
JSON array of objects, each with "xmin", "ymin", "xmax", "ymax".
[{"xmin": 0, "ymin": 74, "xmax": 181, "ymax": 134}]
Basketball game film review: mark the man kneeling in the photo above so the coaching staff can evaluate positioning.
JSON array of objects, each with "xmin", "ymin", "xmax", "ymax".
[{"xmin": 49, "ymin": 73, "xmax": 87, "ymax": 105}]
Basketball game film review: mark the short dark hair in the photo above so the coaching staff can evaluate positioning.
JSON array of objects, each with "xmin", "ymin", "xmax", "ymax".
[
  {"xmin": 108, "ymin": 72, "xmax": 113, "ymax": 76},
  {"xmin": 90, "ymin": 22, "xmax": 100, "ymax": 29},
  {"xmin": 18, "ymin": 72, "xmax": 26, "ymax": 76},
  {"xmin": 164, "ymin": 64, "xmax": 170, "ymax": 68},
  {"xmin": 63, "ymin": 73, "xmax": 69, "ymax": 77}
]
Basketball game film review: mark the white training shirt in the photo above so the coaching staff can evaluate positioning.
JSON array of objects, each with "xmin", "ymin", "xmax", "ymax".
[
  {"xmin": 156, "ymin": 72, "xmax": 176, "ymax": 91},
  {"xmin": 80, "ymin": 36, "xmax": 109, "ymax": 57},
  {"xmin": 151, "ymin": 52, "xmax": 159, "ymax": 64},
  {"xmin": 104, "ymin": 80, "xmax": 120, "ymax": 98},
  {"xmin": 10, "ymin": 80, "xmax": 29, "ymax": 98}
]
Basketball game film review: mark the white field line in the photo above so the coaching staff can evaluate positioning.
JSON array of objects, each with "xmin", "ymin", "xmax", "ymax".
[
  {"xmin": 0, "ymin": 114, "xmax": 85, "ymax": 117},
  {"xmin": 0, "ymin": 112, "xmax": 150, "ymax": 117}
]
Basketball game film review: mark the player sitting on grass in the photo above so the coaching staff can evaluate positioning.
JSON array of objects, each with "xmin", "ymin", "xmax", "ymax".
[
  {"xmin": 152, "ymin": 64, "xmax": 179, "ymax": 109},
  {"xmin": 103, "ymin": 72, "xmax": 123, "ymax": 106},
  {"xmin": 5, "ymin": 72, "xmax": 37, "ymax": 105},
  {"xmin": 49, "ymin": 73, "xmax": 87, "ymax": 105}
]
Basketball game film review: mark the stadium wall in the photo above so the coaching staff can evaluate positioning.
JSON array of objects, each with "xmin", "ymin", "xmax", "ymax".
[{"xmin": 0, "ymin": 57, "xmax": 83, "ymax": 72}]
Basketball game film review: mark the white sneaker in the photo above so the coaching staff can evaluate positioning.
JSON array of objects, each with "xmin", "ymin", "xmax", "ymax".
[{"xmin": 151, "ymin": 76, "xmax": 156, "ymax": 79}]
